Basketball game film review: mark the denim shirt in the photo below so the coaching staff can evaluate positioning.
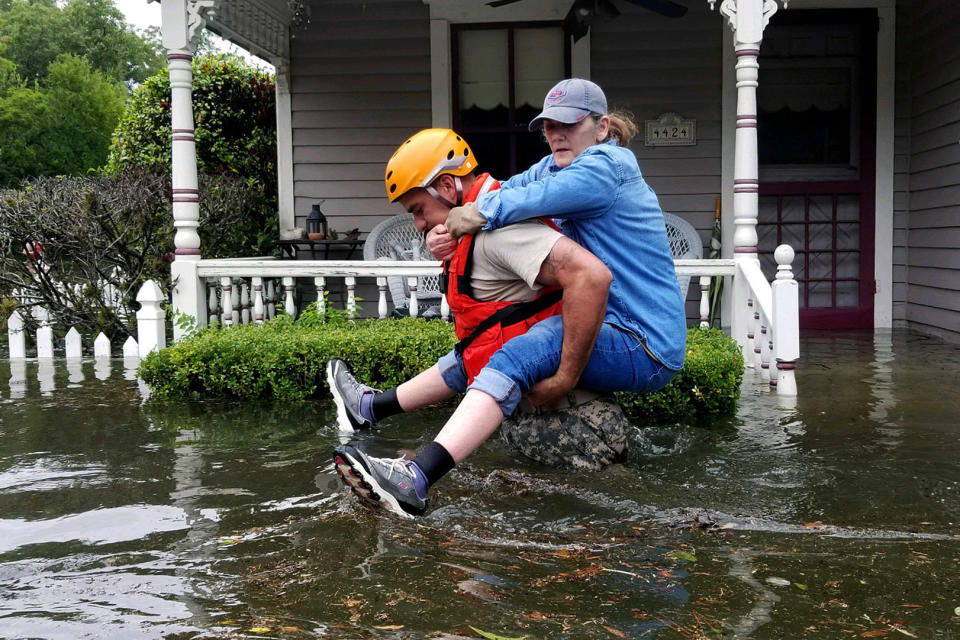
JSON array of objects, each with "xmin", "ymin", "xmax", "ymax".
[{"xmin": 475, "ymin": 140, "xmax": 687, "ymax": 370}]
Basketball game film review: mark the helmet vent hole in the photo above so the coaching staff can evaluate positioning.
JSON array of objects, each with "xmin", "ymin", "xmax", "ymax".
[
  {"xmin": 389, "ymin": 184, "xmax": 397, "ymax": 193},
  {"xmin": 386, "ymin": 170, "xmax": 393, "ymax": 180},
  {"xmin": 463, "ymin": 148, "xmax": 469, "ymax": 156},
  {"xmin": 446, "ymin": 150, "xmax": 454, "ymax": 160}
]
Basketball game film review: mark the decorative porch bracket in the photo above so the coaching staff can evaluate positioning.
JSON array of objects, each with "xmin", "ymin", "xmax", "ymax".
[
  {"xmin": 158, "ymin": 0, "xmax": 219, "ymax": 339},
  {"xmin": 708, "ymin": 0, "xmax": 798, "ymax": 390}
]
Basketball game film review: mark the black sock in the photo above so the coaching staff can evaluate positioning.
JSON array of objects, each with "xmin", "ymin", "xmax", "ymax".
[
  {"xmin": 411, "ymin": 442, "xmax": 456, "ymax": 487},
  {"xmin": 371, "ymin": 388, "xmax": 403, "ymax": 421}
]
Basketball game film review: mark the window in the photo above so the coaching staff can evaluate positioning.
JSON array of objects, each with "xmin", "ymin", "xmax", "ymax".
[{"xmin": 453, "ymin": 23, "xmax": 569, "ymax": 179}]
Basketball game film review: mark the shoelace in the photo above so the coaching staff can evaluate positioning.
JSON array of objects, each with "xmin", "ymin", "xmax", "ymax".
[{"xmin": 370, "ymin": 455, "xmax": 414, "ymax": 482}]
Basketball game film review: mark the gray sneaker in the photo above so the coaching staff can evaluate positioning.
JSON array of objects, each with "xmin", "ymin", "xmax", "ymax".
[
  {"xmin": 333, "ymin": 444, "xmax": 428, "ymax": 518},
  {"xmin": 326, "ymin": 359, "xmax": 379, "ymax": 432}
]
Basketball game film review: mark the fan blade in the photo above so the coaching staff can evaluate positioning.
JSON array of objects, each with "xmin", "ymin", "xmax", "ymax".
[
  {"xmin": 621, "ymin": 0, "xmax": 688, "ymax": 18},
  {"xmin": 486, "ymin": 0, "xmax": 525, "ymax": 7}
]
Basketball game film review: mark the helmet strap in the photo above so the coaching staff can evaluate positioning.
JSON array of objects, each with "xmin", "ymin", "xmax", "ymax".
[{"xmin": 426, "ymin": 176, "xmax": 463, "ymax": 209}]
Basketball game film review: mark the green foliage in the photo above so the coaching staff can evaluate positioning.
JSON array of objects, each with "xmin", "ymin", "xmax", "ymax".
[
  {"xmin": 140, "ymin": 321, "xmax": 745, "ymax": 425},
  {"xmin": 139, "ymin": 316, "xmax": 459, "ymax": 401},
  {"xmin": 0, "ymin": 296, "xmax": 15, "ymax": 333},
  {"xmin": 616, "ymin": 327, "xmax": 745, "ymax": 424},
  {"xmin": 106, "ymin": 54, "xmax": 277, "ymax": 187},
  {"xmin": 0, "ymin": 0, "xmax": 163, "ymax": 85},
  {"xmin": 0, "ymin": 53, "xmax": 126, "ymax": 186}
]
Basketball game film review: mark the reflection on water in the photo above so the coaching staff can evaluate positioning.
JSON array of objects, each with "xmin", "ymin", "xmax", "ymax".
[{"xmin": 0, "ymin": 331, "xmax": 959, "ymax": 639}]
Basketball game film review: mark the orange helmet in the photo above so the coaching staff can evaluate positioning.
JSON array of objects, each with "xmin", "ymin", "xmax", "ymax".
[{"xmin": 384, "ymin": 128, "xmax": 477, "ymax": 202}]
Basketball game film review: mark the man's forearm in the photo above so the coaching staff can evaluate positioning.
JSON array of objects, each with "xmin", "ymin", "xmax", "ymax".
[{"xmin": 555, "ymin": 279, "xmax": 609, "ymax": 386}]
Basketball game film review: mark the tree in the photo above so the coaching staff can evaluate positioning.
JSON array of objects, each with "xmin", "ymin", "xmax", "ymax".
[
  {"xmin": 0, "ymin": 54, "xmax": 126, "ymax": 186},
  {"xmin": 0, "ymin": 0, "xmax": 164, "ymax": 86}
]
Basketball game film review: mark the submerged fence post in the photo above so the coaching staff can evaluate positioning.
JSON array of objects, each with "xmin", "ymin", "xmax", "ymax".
[
  {"xmin": 35, "ymin": 308, "xmax": 54, "ymax": 359},
  {"xmin": 137, "ymin": 280, "xmax": 167, "ymax": 357},
  {"xmin": 122, "ymin": 336, "xmax": 139, "ymax": 358},
  {"xmin": 65, "ymin": 327, "xmax": 83, "ymax": 359},
  {"xmin": 8, "ymin": 310, "xmax": 25, "ymax": 359},
  {"xmin": 772, "ymin": 244, "xmax": 799, "ymax": 396},
  {"xmin": 94, "ymin": 332, "xmax": 112, "ymax": 359}
]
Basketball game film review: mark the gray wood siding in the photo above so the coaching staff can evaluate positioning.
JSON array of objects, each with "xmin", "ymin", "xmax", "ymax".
[
  {"xmin": 592, "ymin": 2, "xmax": 722, "ymax": 320},
  {"xmin": 892, "ymin": 1, "xmax": 912, "ymax": 324},
  {"xmin": 289, "ymin": 0, "xmax": 431, "ymax": 237},
  {"xmin": 900, "ymin": 0, "xmax": 960, "ymax": 340}
]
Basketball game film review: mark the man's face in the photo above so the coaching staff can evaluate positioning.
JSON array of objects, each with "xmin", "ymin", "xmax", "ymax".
[
  {"xmin": 543, "ymin": 115, "xmax": 608, "ymax": 168},
  {"xmin": 399, "ymin": 187, "xmax": 449, "ymax": 233}
]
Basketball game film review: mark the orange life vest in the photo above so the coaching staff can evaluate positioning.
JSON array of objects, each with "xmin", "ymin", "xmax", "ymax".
[{"xmin": 444, "ymin": 173, "xmax": 564, "ymax": 384}]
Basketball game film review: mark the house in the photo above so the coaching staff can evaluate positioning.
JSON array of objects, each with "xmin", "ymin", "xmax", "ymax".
[{"xmin": 152, "ymin": 0, "xmax": 960, "ymax": 399}]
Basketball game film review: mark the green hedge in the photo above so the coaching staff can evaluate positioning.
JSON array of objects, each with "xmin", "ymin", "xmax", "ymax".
[{"xmin": 140, "ymin": 312, "xmax": 744, "ymax": 423}]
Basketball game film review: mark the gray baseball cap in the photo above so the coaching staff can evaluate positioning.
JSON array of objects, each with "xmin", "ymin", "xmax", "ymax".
[{"xmin": 527, "ymin": 78, "xmax": 608, "ymax": 131}]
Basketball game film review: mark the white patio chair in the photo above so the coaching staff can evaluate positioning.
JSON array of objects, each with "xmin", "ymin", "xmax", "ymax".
[
  {"xmin": 363, "ymin": 213, "xmax": 444, "ymax": 316},
  {"xmin": 662, "ymin": 211, "xmax": 703, "ymax": 299}
]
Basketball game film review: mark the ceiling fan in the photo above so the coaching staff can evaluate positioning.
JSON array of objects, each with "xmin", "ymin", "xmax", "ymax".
[{"xmin": 487, "ymin": 0, "xmax": 688, "ymax": 41}]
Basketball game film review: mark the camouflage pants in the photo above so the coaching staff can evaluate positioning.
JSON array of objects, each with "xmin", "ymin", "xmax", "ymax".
[{"xmin": 500, "ymin": 390, "xmax": 629, "ymax": 471}]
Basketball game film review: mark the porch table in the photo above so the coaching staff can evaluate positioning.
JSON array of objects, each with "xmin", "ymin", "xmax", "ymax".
[{"xmin": 278, "ymin": 238, "xmax": 364, "ymax": 260}]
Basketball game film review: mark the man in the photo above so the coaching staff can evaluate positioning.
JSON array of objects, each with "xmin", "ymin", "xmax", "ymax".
[{"xmin": 331, "ymin": 128, "xmax": 613, "ymax": 517}]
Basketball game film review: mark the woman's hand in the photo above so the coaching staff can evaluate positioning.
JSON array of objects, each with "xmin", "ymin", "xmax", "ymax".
[
  {"xmin": 446, "ymin": 202, "xmax": 487, "ymax": 238},
  {"xmin": 426, "ymin": 224, "xmax": 457, "ymax": 260}
]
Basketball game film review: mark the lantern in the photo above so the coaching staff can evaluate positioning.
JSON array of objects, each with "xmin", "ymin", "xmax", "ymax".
[{"xmin": 306, "ymin": 203, "xmax": 328, "ymax": 240}]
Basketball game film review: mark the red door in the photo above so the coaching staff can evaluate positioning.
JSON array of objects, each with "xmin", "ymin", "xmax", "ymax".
[{"xmin": 756, "ymin": 10, "xmax": 877, "ymax": 329}]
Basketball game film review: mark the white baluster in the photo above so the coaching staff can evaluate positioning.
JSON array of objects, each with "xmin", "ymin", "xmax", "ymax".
[
  {"xmin": 136, "ymin": 280, "xmax": 167, "ymax": 357},
  {"xmin": 314, "ymin": 277, "xmax": 326, "ymax": 316},
  {"xmin": 240, "ymin": 279, "xmax": 251, "ymax": 325},
  {"xmin": 699, "ymin": 276, "xmax": 711, "ymax": 328},
  {"xmin": 219, "ymin": 277, "xmax": 233, "ymax": 326},
  {"xmin": 772, "ymin": 244, "xmax": 799, "ymax": 396},
  {"xmin": 35, "ymin": 308, "xmax": 54, "ymax": 359},
  {"xmin": 266, "ymin": 279, "xmax": 276, "ymax": 320},
  {"xmin": 7, "ymin": 310, "xmax": 25, "ymax": 359},
  {"xmin": 744, "ymin": 298, "xmax": 755, "ymax": 369},
  {"xmin": 208, "ymin": 280, "xmax": 219, "ymax": 326},
  {"xmin": 283, "ymin": 277, "xmax": 296, "ymax": 316},
  {"xmin": 441, "ymin": 293, "xmax": 450, "ymax": 322},
  {"xmin": 65, "ymin": 326, "xmax": 83, "ymax": 359},
  {"xmin": 252, "ymin": 277, "xmax": 265, "ymax": 325},
  {"xmin": 753, "ymin": 306, "xmax": 763, "ymax": 370},
  {"xmin": 345, "ymin": 276, "xmax": 357, "ymax": 318},
  {"xmin": 759, "ymin": 321, "xmax": 771, "ymax": 383},
  {"xmin": 376, "ymin": 277, "xmax": 388, "ymax": 319},
  {"xmin": 407, "ymin": 276, "xmax": 418, "ymax": 318},
  {"xmin": 231, "ymin": 277, "xmax": 241, "ymax": 325},
  {"xmin": 94, "ymin": 332, "xmax": 112, "ymax": 358}
]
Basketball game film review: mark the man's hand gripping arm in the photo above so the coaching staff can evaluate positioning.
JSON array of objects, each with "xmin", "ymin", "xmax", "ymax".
[{"xmin": 528, "ymin": 238, "xmax": 611, "ymax": 407}]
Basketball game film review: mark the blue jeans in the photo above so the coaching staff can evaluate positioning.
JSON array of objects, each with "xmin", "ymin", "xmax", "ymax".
[{"xmin": 437, "ymin": 315, "xmax": 677, "ymax": 416}]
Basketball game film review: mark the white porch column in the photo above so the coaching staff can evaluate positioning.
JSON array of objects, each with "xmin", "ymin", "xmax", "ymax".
[
  {"xmin": 711, "ymin": 0, "xmax": 782, "ymax": 360},
  {"xmin": 161, "ymin": 0, "xmax": 217, "ymax": 339}
]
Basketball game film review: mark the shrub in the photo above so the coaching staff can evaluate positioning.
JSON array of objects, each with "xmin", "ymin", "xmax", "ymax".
[
  {"xmin": 140, "ymin": 320, "xmax": 744, "ymax": 423},
  {"xmin": 0, "ymin": 170, "xmax": 279, "ymax": 340},
  {"xmin": 616, "ymin": 327, "xmax": 745, "ymax": 423}
]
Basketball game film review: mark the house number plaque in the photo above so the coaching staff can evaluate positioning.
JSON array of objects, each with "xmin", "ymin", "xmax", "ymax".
[{"xmin": 644, "ymin": 112, "xmax": 697, "ymax": 146}]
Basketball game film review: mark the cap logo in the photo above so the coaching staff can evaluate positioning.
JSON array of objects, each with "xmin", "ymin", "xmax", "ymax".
[{"xmin": 547, "ymin": 88, "xmax": 567, "ymax": 104}]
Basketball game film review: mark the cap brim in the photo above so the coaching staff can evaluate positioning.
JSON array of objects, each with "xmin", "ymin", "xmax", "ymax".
[{"xmin": 527, "ymin": 106, "xmax": 592, "ymax": 131}]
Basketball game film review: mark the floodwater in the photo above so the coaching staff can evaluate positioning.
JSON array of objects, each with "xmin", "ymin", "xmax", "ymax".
[{"xmin": 0, "ymin": 330, "xmax": 958, "ymax": 640}]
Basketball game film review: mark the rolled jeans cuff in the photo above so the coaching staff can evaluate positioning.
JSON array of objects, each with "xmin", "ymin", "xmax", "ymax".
[
  {"xmin": 469, "ymin": 367, "xmax": 522, "ymax": 416},
  {"xmin": 437, "ymin": 349, "xmax": 468, "ymax": 392}
]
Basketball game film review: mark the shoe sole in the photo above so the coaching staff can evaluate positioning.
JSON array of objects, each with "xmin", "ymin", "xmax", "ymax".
[
  {"xmin": 333, "ymin": 450, "xmax": 414, "ymax": 520},
  {"xmin": 326, "ymin": 360, "xmax": 361, "ymax": 433}
]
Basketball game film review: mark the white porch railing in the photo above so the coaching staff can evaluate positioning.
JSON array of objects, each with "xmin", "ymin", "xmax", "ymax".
[{"xmin": 168, "ymin": 246, "xmax": 800, "ymax": 395}]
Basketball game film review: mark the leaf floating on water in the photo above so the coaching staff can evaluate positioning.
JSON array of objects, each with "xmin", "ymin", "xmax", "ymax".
[
  {"xmin": 794, "ymin": 583, "xmax": 807, "ymax": 590},
  {"xmin": 468, "ymin": 625, "xmax": 526, "ymax": 640},
  {"xmin": 603, "ymin": 625, "xmax": 629, "ymax": 638},
  {"xmin": 901, "ymin": 604, "xmax": 923, "ymax": 608},
  {"xmin": 281, "ymin": 626, "xmax": 301, "ymax": 632},
  {"xmin": 765, "ymin": 577, "xmax": 791, "ymax": 587},
  {"xmin": 667, "ymin": 550, "xmax": 697, "ymax": 563},
  {"xmin": 373, "ymin": 625, "xmax": 404, "ymax": 630},
  {"xmin": 249, "ymin": 627, "xmax": 271, "ymax": 633},
  {"xmin": 804, "ymin": 522, "xmax": 825, "ymax": 529},
  {"xmin": 860, "ymin": 631, "xmax": 887, "ymax": 637}
]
